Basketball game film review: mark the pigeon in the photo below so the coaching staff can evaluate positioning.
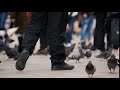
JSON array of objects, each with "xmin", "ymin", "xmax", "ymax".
[
  {"xmin": 107, "ymin": 54, "xmax": 118, "ymax": 73},
  {"xmin": 84, "ymin": 50, "xmax": 92, "ymax": 59},
  {"xmin": 67, "ymin": 53, "xmax": 83, "ymax": 63},
  {"xmin": 65, "ymin": 43, "xmax": 76, "ymax": 57},
  {"xmin": 103, "ymin": 48, "xmax": 112, "ymax": 59},
  {"xmin": 103, "ymin": 51, "xmax": 111, "ymax": 59},
  {"xmin": 85, "ymin": 61, "xmax": 96, "ymax": 78},
  {"xmin": 3, "ymin": 46, "xmax": 20, "ymax": 60}
]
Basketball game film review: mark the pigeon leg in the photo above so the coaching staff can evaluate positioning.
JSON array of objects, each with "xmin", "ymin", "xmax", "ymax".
[
  {"xmin": 78, "ymin": 60, "xmax": 81, "ymax": 63},
  {"xmin": 7, "ymin": 58, "xmax": 10, "ymax": 60},
  {"xmin": 89, "ymin": 74, "xmax": 93, "ymax": 78},
  {"xmin": 88, "ymin": 75, "xmax": 92, "ymax": 78},
  {"xmin": 109, "ymin": 69, "xmax": 112, "ymax": 73},
  {"xmin": 112, "ymin": 69, "xmax": 115, "ymax": 74},
  {"xmin": 76, "ymin": 60, "xmax": 78, "ymax": 63},
  {"xmin": 66, "ymin": 57, "xmax": 69, "ymax": 61}
]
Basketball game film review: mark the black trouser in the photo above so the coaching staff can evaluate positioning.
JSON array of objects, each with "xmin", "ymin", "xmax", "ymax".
[
  {"xmin": 21, "ymin": 12, "xmax": 67, "ymax": 65},
  {"xmin": 106, "ymin": 31, "xmax": 112, "ymax": 48},
  {"xmin": 39, "ymin": 28, "xmax": 47, "ymax": 50},
  {"xmin": 111, "ymin": 18, "xmax": 119, "ymax": 49},
  {"xmin": 94, "ymin": 13, "xmax": 108, "ymax": 52}
]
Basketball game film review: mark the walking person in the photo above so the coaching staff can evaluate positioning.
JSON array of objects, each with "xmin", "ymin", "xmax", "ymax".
[{"xmin": 16, "ymin": 12, "xmax": 74, "ymax": 71}]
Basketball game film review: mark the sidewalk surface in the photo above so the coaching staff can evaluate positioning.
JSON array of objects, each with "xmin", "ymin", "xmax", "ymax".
[{"xmin": 0, "ymin": 34, "xmax": 119, "ymax": 78}]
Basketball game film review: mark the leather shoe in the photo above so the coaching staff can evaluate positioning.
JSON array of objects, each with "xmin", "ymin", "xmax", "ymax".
[
  {"xmin": 51, "ymin": 62, "xmax": 74, "ymax": 70},
  {"xmin": 16, "ymin": 50, "xmax": 30, "ymax": 71}
]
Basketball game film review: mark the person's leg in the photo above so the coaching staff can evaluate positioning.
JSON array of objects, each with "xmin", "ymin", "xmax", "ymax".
[
  {"xmin": 105, "ymin": 15, "xmax": 112, "ymax": 51},
  {"xmin": 79, "ymin": 19, "xmax": 88, "ymax": 49},
  {"xmin": 0, "ymin": 12, "xmax": 7, "ymax": 30},
  {"xmin": 95, "ymin": 13, "xmax": 108, "ymax": 58},
  {"xmin": 0, "ymin": 13, "xmax": 2, "ymax": 29},
  {"xmin": 21, "ymin": 12, "xmax": 47, "ymax": 55},
  {"xmin": 47, "ymin": 12, "xmax": 74, "ymax": 70},
  {"xmin": 40, "ymin": 29, "xmax": 47, "ymax": 50},
  {"xmin": 35, "ymin": 28, "xmax": 48, "ymax": 55},
  {"xmin": 17, "ymin": 34, "xmax": 23, "ymax": 53},
  {"xmin": 66, "ymin": 16, "xmax": 76, "ymax": 44},
  {"xmin": 90, "ymin": 25, "xmax": 97, "ymax": 51},
  {"xmin": 111, "ymin": 18, "xmax": 119, "ymax": 50},
  {"xmin": 86, "ymin": 15, "xmax": 94, "ymax": 49},
  {"xmin": 16, "ymin": 12, "xmax": 48, "ymax": 71},
  {"xmin": 86, "ymin": 16, "xmax": 94, "ymax": 41},
  {"xmin": 95, "ymin": 13, "xmax": 107, "ymax": 52},
  {"xmin": 80, "ymin": 19, "xmax": 88, "ymax": 42},
  {"xmin": 106, "ymin": 31, "xmax": 112, "ymax": 51}
]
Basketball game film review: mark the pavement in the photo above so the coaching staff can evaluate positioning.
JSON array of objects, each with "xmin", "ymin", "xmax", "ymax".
[{"xmin": 0, "ymin": 34, "xmax": 119, "ymax": 78}]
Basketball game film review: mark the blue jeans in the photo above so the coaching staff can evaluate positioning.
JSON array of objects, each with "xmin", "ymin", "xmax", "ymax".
[
  {"xmin": 0, "ymin": 12, "xmax": 8, "ymax": 30},
  {"xmin": 66, "ymin": 16, "xmax": 77, "ymax": 43},
  {"xmin": 80, "ymin": 15, "xmax": 94, "ymax": 41}
]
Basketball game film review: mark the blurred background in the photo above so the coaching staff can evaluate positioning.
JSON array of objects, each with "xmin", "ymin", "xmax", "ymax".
[{"xmin": 0, "ymin": 12, "xmax": 119, "ymax": 65}]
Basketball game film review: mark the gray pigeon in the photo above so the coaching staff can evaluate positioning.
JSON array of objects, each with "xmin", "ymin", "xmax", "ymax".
[
  {"xmin": 85, "ymin": 61, "xmax": 96, "ymax": 78},
  {"xmin": 3, "ymin": 46, "xmax": 19, "ymax": 60},
  {"xmin": 103, "ymin": 48, "xmax": 112, "ymax": 59},
  {"xmin": 107, "ymin": 54, "xmax": 118, "ymax": 73},
  {"xmin": 85, "ymin": 50, "xmax": 92, "ymax": 59},
  {"xmin": 67, "ymin": 53, "xmax": 83, "ymax": 63}
]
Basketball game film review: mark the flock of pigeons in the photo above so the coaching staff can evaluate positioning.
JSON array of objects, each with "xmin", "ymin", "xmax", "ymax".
[
  {"xmin": 0, "ymin": 43, "xmax": 119, "ymax": 78},
  {"xmin": 66, "ymin": 44, "xmax": 119, "ymax": 78}
]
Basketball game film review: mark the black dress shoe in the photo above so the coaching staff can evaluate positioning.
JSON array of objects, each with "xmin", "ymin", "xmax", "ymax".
[
  {"xmin": 51, "ymin": 62, "xmax": 74, "ymax": 70},
  {"xmin": 16, "ymin": 50, "xmax": 30, "ymax": 71}
]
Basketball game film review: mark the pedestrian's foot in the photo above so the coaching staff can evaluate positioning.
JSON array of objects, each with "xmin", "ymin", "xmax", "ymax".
[
  {"xmin": 90, "ymin": 45, "xmax": 96, "ymax": 51},
  {"xmin": 51, "ymin": 62, "xmax": 74, "ymax": 70},
  {"xmin": 16, "ymin": 50, "xmax": 29, "ymax": 71}
]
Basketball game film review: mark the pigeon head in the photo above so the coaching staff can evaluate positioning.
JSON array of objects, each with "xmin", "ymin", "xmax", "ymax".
[
  {"xmin": 110, "ymin": 54, "xmax": 116, "ymax": 59},
  {"xmin": 88, "ymin": 61, "xmax": 92, "ymax": 64}
]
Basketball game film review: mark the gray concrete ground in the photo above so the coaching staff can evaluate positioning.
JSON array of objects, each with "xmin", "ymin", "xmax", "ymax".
[{"xmin": 0, "ymin": 34, "xmax": 119, "ymax": 78}]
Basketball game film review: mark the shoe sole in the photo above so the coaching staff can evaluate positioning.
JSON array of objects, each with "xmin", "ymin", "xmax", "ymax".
[
  {"xmin": 51, "ymin": 66, "xmax": 74, "ymax": 70},
  {"xmin": 16, "ymin": 51, "xmax": 29, "ymax": 71}
]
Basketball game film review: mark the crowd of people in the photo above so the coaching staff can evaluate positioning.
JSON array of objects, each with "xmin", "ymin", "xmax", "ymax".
[{"xmin": 0, "ymin": 12, "xmax": 119, "ymax": 70}]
